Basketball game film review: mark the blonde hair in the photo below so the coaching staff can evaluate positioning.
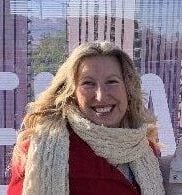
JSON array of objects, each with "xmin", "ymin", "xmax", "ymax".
[
  {"xmin": 147, "ymin": 123, "xmax": 161, "ymax": 150},
  {"xmin": 12, "ymin": 41, "xmax": 155, "ymax": 169}
]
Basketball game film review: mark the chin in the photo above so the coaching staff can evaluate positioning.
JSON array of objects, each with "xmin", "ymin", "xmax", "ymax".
[{"xmin": 95, "ymin": 121, "xmax": 119, "ymax": 128}]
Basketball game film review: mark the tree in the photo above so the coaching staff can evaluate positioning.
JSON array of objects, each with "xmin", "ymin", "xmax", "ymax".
[{"xmin": 32, "ymin": 31, "xmax": 68, "ymax": 75}]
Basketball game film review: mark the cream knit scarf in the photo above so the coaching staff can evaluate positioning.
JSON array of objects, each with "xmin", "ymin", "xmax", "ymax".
[{"xmin": 22, "ymin": 107, "xmax": 165, "ymax": 195}]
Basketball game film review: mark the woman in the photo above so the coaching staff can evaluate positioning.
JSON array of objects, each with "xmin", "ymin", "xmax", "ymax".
[{"xmin": 8, "ymin": 41, "xmax": 164, "ymax": 195}]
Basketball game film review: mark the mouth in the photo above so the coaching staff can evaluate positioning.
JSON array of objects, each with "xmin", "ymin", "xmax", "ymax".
[{"xmin": 91, "ymin": 105, "xmax": 115, "ymax": 114}]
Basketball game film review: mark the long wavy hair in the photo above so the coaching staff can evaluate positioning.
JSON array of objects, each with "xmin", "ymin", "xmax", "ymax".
[{"xmin": 12, "ymin": 41, "xmax": 155, "ymax": 174}]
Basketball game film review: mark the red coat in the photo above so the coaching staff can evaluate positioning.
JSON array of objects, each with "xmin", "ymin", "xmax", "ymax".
[{"xmin": 8, "ymin": 128, "xmax": 158, "ymax": 195}]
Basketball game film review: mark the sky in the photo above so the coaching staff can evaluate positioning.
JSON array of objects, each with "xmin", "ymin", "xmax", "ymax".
[
  {"xmin": 10, "ymin": 0, "xmax": 182, "ymax": 36},
  {"xmin": 10, "ymin": 0, "xmax": 67, "ymax": 18}
]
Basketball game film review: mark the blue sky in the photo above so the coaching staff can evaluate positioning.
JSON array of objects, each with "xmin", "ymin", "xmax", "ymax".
[
  {"xmin": 10, "ymin": 0, "xmax": 67, "ymax": 18},
  {"xmin": 10, "ymin": 0, "xmax": 182, "ymax": 36},
  {"xmin": 30, "ymin": 0, "xmax": 67, "ymax": 18}
]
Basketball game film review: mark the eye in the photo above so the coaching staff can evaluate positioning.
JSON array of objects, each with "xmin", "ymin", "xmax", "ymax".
[
  {"xmin": 81, "ymin": 81, "xmax": 95, "ymax": 86},
  {"xmin": 106, "ymin": 79, "xmax": 119, "ymax": 84}
]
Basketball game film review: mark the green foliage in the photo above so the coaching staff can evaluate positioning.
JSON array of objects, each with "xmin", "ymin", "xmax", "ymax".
[{"xmin": 32, "ymin": 32, "xmax": 68, "ymax": 75}]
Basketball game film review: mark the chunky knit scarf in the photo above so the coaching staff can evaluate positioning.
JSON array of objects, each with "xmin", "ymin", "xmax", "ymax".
[{"xmin": 22, "ymin": 107, "xmax": 165, "ymax": 195}]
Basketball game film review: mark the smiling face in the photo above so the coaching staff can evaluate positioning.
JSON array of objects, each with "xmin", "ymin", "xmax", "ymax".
[{"xmin": 74, "ymin": 55, "xmax": 128, "ymax": 128}]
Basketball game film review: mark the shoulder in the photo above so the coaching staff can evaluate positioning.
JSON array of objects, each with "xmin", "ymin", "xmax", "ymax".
[
  {"xmin": 12, "ymin": 138, "xmax": 30, "ymax": 177},
  {"xmin": 7, "ymin": 139, "xmax": 30, "ymax": 195}
]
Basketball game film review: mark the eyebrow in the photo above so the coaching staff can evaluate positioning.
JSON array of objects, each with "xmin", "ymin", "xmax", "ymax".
[
  {"xmin": 107, "ymin": 74, "xmax": 123, "ymax": 80},
  {"xmin": 79, "ymin": 76, "xmax": 94, "ymax": 80},
  {"xmin": 79, "ymin": 74, "xmax": 123, "ymax": 81}
]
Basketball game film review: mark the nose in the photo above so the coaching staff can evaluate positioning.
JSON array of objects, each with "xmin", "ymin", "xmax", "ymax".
[{"xmin": 95, "ymin": 85, "xmax": 107, "ymax": 102}]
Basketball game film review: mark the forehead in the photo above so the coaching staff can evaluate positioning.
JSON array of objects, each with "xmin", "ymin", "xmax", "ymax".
[{"xmin": 77, "ymin": 56, "xmax": 122, "ymax": 77}]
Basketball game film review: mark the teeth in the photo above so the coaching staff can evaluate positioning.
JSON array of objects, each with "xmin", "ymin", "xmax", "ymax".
[{"xmin": 95, "ymin": 107, "xmax": 112, "ymax": 113}]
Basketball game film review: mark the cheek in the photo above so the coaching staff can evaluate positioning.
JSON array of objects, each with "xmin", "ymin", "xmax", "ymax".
[
  {"xmin": 75, "ymin": 87, "xmax": 92, "ymax": 107},
  {"xmin": 117, "ymin": 88, "xmax": 128, "ymax": 107}
]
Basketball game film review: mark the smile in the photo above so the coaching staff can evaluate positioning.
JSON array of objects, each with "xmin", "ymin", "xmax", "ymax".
[{"xmin": 91, "ymin": 105, "xmax": 115, "ymax": 113}]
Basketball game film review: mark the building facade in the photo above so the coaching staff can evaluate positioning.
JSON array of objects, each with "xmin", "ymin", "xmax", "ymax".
[
  {"xmin": 134, "ymin": 0, "xmax": 182, "ymax": 137},
  {"xmin": 0, "ymin": 0, "xmax": 30, "ymax": 184},
  {"xmin": 67, "ymin": 0, "xmax": 135, "ymax": 58}
]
